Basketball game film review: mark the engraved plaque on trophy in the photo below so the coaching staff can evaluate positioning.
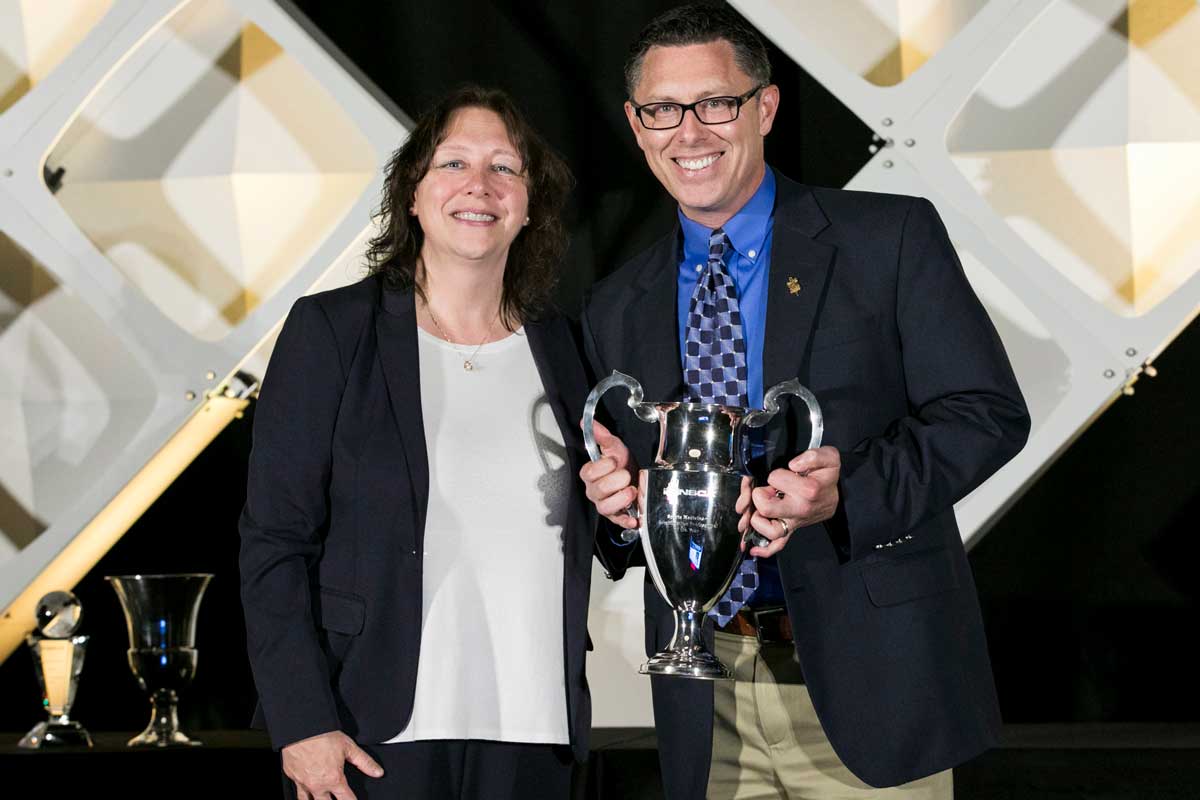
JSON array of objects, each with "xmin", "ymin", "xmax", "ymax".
[{"xmin": 18, "ymin": 590, "xmax": 93, "ymax": 748}]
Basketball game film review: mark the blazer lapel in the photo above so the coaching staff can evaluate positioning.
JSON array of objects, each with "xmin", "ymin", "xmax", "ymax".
[
  {"xmin": 627, "ymin": 231, "xmax": 685, "ymax": 403},
  {"xmin": 375, "ymin": 285, "xmax": 431, "ymax": 538},
  {"xmin": 525, "ymin": 314, "xmax": 591, "ymax": 559},
  {"xmin": 525, "ymin": 314, "xmax": 584, "ymax": 463},
  {"xmin": 763, "ymin": 175, "xmax": 835, "ymax": 389}
]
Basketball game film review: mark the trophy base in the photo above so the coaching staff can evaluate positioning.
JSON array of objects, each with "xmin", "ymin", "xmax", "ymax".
[
  {"xmin": 127, "ymin": 730, "xmax": 203, "ymax": 748},
  {"xmin": 17, "ymin": 720, "xmax": 93, "ymax": 749},
  {"xmin": 639, "ymin": 649, "xmax": 733, "ymax": 681},
  {"xmin": 128, "ymin": 683, "xmax": 204, "ymax": 747}
]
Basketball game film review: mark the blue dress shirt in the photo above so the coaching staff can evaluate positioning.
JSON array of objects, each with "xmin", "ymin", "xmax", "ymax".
[
  {"xmin": 676, "ymin": 168, "xmax": 775, "ymax": 409},
  {"xmin": 676, "ymin": 169, "xmax": 784, "ymax": 607}
]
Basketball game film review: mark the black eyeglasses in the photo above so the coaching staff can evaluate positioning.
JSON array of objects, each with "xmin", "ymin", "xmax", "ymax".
[{"xmin": 630, "ymin": 85, "xmax": 765, "ymax": 130}]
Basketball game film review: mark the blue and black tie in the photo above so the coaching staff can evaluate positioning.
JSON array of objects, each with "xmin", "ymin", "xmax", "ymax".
[{"xmin": 683, "ymin": 227, "xmax": 756, "ymax": 627}]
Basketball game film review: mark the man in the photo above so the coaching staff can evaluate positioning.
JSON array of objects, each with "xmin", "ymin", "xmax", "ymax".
[{"xmin": 579, "ymin": 5, "xmax": 1030, "ymax": 799}]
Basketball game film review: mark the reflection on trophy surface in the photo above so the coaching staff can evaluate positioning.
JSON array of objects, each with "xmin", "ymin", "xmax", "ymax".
[
  {"xmin": 18, "ymin": 590, "xmax": 93, "ymax": 748},
  {"xmin": 583, "ymin": 371, "xmax": 821, "ymax": 679},
  {"xmin": 106, "ymin": 574, "xmax": 213, "ymax": 747}
]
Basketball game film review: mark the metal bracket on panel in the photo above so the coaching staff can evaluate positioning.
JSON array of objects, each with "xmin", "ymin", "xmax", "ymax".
[
  {"xmin": 867, "ymin": 132, "xmax": 894, "ymax": 156},
  {"xmin": 210, "ymin": 370, "xmax": 260, "ymax": 401},
  {"xmin": 1120, "ymin": 370, "xmax": 1141, "ymax": 398}
]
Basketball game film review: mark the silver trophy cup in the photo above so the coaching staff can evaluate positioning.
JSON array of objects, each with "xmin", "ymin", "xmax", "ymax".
[
  {"xmin": 18, "ymin": 591, "xmax": 93, "ymax": 748},
  {"xmin": 106, "ymin": 573, "xmax": 213, "ymax": 746},
  {"xmin": 583, "ymin": 371, "xmax": 822, "ymax": 679}
]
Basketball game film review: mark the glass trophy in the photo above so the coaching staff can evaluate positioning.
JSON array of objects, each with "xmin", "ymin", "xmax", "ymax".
[
  {"xmin": 106, "ymin": 573, "xmax": 213, "ymax": 746},
  {"xmin": 18, "ymin": 590, "xmax": 93, "ymax": 748}
]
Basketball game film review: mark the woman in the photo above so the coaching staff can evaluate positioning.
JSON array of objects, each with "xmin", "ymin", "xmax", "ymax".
[{"xmin": 239, "ymin": 86, "xmax": 592, "ymax": 800}]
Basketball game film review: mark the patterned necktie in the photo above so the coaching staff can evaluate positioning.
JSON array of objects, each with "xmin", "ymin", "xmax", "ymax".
[{"xmin": 683, "ymin": 228, "xmax": 757, "ymax": 627}]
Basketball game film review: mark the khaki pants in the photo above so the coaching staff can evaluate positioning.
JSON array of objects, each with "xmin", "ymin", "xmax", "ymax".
[{"xmin": 708, "ymin": 632, "xmax": 953, "ymax": 800}]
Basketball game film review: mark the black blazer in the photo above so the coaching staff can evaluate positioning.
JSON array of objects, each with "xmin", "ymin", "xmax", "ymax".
[
  {"xmin": 583, "ymin": 172, "xmax": 1030, "ymax": 795},
  {"xmin": 239, "ymin": 274, "xmax": 595, "ymax": 762}
]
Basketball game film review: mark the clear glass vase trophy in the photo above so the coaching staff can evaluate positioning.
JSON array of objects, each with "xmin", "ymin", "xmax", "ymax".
[{"xmin": 106, "ymin": 574, "xmax": 213, "ymax": 747}]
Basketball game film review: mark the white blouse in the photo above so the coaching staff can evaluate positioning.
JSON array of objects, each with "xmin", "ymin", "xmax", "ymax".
[{"xmin": 385, "ymin": 326, "xmax": 570, "ymax": 745}]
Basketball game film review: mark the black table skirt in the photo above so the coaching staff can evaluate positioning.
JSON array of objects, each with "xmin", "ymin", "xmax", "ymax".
[{"xmin": 4, "ymin": 725, "xmax": 1199, "ymax": 799}]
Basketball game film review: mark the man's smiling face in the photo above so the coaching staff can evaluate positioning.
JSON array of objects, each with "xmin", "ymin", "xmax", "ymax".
[{"xmin": 625, "ymin": 39, "xmax": 778, "ymax": 229}]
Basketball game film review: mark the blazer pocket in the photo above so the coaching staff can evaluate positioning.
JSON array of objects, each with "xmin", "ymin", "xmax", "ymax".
[
  {"xmin": 315, "ymin": 587, "xmax": 366, "ymax": 635},
  {"xmin": 860, "ymin": 546, "xmax": 959, "ymax": 608},
  {"xmin": 811, "ymin": 316, "xmax": 879, "ymax": 351}
]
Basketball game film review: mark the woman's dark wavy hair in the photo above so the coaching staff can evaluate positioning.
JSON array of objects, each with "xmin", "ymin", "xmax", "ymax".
[{"xmin": 365, "ymin": 86, "xmax": 573, "ymax": 329}]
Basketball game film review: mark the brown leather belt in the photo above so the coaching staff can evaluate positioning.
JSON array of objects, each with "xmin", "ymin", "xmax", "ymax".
[{"xmin": 720, "ymin": 605, "xmax": 793, "ymax": 645}]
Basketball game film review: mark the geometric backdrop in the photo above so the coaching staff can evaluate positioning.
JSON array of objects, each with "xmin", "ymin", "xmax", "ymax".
[
  {"xmin": 0, "ymin": 0, "xmax": 405, "ymax": 662},
  {"xmin": 733, "ymin": 0, "xmax": 1200, "ymax": 542}
]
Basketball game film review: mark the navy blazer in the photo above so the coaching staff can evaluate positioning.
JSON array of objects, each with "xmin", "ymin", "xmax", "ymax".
[
  {"xmin": 583, "ymin": 172, "xmax": 1030, "ymax": 795},
  {"xmin": 239, "ymin": 274, "xmax": 595, "ymax": 762}
]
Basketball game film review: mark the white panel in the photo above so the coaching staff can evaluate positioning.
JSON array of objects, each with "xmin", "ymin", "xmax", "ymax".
[{"xmin": 0, "ymin": 0, "xmax": 407, "ymax": 623}]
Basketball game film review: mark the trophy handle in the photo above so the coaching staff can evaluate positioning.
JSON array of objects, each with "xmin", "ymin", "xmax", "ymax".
[
  {"xmin": 741, "ymin": 379, "xmax": 824, "ymax": 450},
  {"xmin": 740, "ymin": 380, "xmax": 823, "ymax": 550},
  {"xmin": 582, "ymin": 371, "xmax": 657, "ymax": 541}
]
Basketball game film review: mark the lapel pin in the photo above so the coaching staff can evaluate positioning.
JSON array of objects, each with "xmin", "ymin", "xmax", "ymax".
[{"xmin": 787, "ymin": 276, "xmax": 801, "ymax": 295}]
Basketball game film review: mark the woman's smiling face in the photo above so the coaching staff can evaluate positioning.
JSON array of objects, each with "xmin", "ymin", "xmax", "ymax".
[{"xmin": 411, "ymin": 106, "xmax": 530, "ymax": 266}]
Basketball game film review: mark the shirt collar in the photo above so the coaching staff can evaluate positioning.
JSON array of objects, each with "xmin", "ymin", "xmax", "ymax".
[{"xmin": 678, "ymin": 167, "xmax": 776, "ymax": 265}]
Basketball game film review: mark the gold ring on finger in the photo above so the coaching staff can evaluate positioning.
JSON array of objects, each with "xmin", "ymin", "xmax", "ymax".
[{"xmin": 776, "ymin": 518, "xmax": 789, "ymax": 535}]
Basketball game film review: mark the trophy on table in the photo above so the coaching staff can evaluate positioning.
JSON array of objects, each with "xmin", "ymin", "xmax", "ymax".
[
  {"xmin": 18, "ymin": 590, "xmax": 93, "ymax": 748},
  {"xmin": 106, "ymin": 573, "xmax": 213, "ymax": 747},
  {"xmin": 583, "ymin": 371, "xmax": 822, "ymax": 679}
]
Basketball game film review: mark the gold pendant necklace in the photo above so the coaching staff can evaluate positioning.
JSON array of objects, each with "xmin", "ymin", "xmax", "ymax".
[{"xmin": 426, "ymin": 304, "xmax": 498, "ymax": 371}]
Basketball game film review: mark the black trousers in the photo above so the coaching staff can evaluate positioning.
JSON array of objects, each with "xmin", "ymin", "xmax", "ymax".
[{"xmin": 281, "ymin": 739, "xmax": 575, "ymax": 800}]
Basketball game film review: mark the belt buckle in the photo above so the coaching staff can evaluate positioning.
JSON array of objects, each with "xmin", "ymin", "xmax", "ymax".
[{"xmin": 750, "ymin": 605, "xmax": 787, "ymax": 645}]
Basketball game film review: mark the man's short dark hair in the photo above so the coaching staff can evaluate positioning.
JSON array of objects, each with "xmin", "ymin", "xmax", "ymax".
[{"xmin": 624, "ymin": 3, "xmax": 772, "ymax": 98}]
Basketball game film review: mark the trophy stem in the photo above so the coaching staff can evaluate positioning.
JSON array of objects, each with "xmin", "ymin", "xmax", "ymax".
[
  {"xmin": 672, "ymin": 606, "xmax": 705, "ymax": 653},
  {"xmin": 129, "ymin": 689, "xmax": 201, "ymax": 747},
  {"xmin": 639, "ymin": 604, "xmax": 732, "ymax": 680}
]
